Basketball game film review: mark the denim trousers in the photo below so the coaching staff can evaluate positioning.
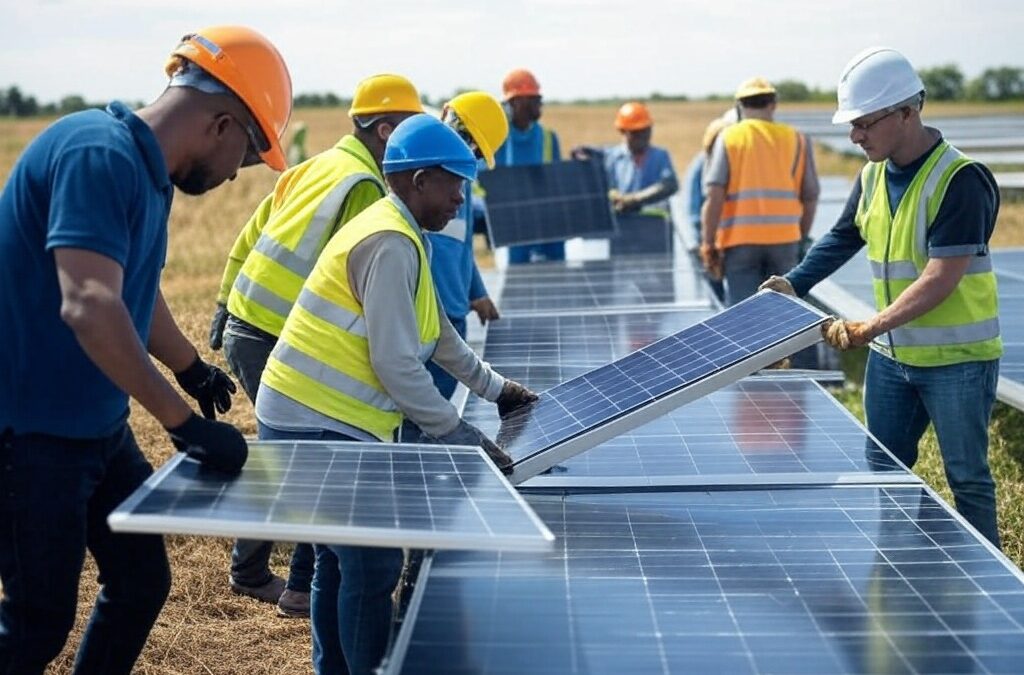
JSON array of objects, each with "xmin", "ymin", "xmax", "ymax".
[
  {"xmin": 864, "ymin": 350, "xmax": 1001, "ymax": 546},
  {"xmin": 722, "ymin": 242, "xmax": 799, "ymax": 306},
  {"xmin": 254, "ymin": 423, "xmax": 402, "ymax": 675},
  {"xmin": 0, "ymin": 425, "xmax": 170, "ymax": 675},
  {"xmin": 224, "ymin": 316, "xmax": 314, "ymax": 593}
]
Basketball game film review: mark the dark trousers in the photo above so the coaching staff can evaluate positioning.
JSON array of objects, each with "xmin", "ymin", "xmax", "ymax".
[
  {"xmin": 722, "ymin": 242, "xmax": 799, "ymax": 306},
  {"xmin": 223, "ymin": 315, "xmax": 314, "ymax": 592},
  {"xmin": 0, "ymin": 425, "xmax": 170, "ymax": 675}
]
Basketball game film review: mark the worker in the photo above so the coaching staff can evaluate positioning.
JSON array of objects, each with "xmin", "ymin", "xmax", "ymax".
[
  {"xmin": 253, "ymin": 114, "xmax": 537, "ymax": 674},
  {"xmin": 208, "ymin": 74, "xmax": 424, "ymax": 618},
  {"xmin": 0, "ymin": 26, "xmax": 291, "ymax": 673},
  {"xmin": 761, "ymin": 47, "xmax": 1002, "ymax": 545},
  {"xmin": 419, "ymin": 91, "xmax": 508, "ymax": 402},
  {"xmin": 494, "ymin": 68, "xmax": 564, "ymax": 263},
  {"xmin": 701, "ymin": 77, "xmax": 820, "ymax": 305}
]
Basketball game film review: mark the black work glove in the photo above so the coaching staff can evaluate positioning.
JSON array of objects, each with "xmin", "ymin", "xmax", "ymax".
[
  {"xmin": 174, "ymin": 354, "xmax": 236, "ymax": 420},
  {"xmin": 209, "ymin": 303, "xmax": 229, "ymax": 350},
  {"xmin": 167, "ymin": 413, "xmax": 248, "ymax": 475},
  {"xmin": 496, "ymin": 379, "xmax": 538, "ymax": 418},
  {"xmin": 432, "ymin": 420, "xmax": 513, "ymax": 475}
]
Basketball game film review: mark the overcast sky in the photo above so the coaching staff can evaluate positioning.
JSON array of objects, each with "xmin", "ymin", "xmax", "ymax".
[{"xmin": 4, "ymin": 0, "xmax": 1023, "ymax": 103}]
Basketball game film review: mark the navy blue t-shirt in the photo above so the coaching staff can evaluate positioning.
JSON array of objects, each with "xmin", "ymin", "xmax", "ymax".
[
  {"xmin": 0, "ymin": 102, "xmax": 172, "ymax": 438},
  {"xmin": 787, "ymin": 135, "xmax": 999, "ymax": 297}
]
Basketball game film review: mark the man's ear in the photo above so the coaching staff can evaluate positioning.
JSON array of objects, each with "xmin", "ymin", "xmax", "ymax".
[
  {"xmin": 412, "ymin": 168, "xmax": 427, "ymax": 192},
  {"xmin": 377, "ymin": 121, "xmax": 396, "ymax": 144}
]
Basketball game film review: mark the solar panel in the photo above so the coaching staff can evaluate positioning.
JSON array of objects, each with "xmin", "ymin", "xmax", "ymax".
[
  {"xmin": 108, "ymin": 441, "xmax": 554, "ymax": 552},
  {"xmin": 480, "ymin": 159, "xmax": 617, "ymax": 248},
  {"xmin": 385, "ymin": 486, "xmax": 1024, "ymax": 675},
  {"xmin": 608, "ymin": 213, "xmax": 674, "ymax": 256},
  {"xmin": 495, "ymin": 291, "xmax": 828, "ymax": 483},
  {"xmin": 466, "ymin": 379, "xmax": 910, "ymax": 487},
  {"xmin": 495, "ymin": 254, "xmax": 713, "ymax": 316}
]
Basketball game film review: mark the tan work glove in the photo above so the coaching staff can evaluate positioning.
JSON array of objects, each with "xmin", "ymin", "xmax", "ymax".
[
  {"xmin": 700, "ymin": 243, "xmax": 723, "ymax": 281},
  {"xmin": 822, "ymin": 319, "xmax": 877, "ymax": 351},
  {"xmin": 759, "ymin": 275, "xmax": 796, "ymax": 296}
]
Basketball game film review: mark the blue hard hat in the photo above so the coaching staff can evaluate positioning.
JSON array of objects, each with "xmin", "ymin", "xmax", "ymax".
[{"xmin": 383, "ymin": 114, "xmax": 478, "ymax": 181}]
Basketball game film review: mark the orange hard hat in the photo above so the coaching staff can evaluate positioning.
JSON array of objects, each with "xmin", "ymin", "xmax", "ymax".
[
  {"xmin": 165, "ymin": 26, "xmax": 293, "ymax": 171},
  {"xmin": 615, "ymin": 101, "xmax": 653, "ymax": 131},
  {"xmin": 502, "ymin": 68, "xmax": 541, "ymax": 101}
]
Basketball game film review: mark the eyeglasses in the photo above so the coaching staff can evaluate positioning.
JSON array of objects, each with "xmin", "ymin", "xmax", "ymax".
[
  {"xmin": 849, "ymin": 107, "xmax": 900, "ymax": 133},
  {"xmin": 225, "ymin": 112, "xmax": 269, "ymax": 167}
]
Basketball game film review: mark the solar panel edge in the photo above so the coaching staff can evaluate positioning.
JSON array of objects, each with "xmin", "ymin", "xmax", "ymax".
[
  {"xmin": 516, "ymin": 470, "xmax": 924, "ymax": 492},
  {"xmin": 379, "ymin": 553, "xmax": 437, "ymax": 675}
]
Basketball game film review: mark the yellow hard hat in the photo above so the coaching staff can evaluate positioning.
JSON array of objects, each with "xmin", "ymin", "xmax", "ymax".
[
  {"xmin": 445, "ymin": 91, "xmax": 508, "ymax": 169},
  {"xmin": 735, "ymin": 76, "xmax": 777, "ymax": 100},
  {"xmin": 348, "ymin": 73, "xmax": 424, "ymax": 117}
]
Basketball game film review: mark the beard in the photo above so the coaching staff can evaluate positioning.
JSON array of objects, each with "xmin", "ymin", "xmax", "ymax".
[{"xmin": 173, "ymin": 162, "xmax": 216, "ymax": 196}]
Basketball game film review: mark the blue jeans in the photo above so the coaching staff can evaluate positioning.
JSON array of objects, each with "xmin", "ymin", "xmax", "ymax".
[
  {"xmin": 722, "ymin": 242, "xmax": 799, "ymax": 306},
  {"xmin": 225, "ymin": 317, "xmax": 315, "ymax": 593},
  {"xmin": 864, "ymin": 350, "xmax": 1000, "ymax": 546},
  {"xmin": 507, "ymin": 241, "xmax": 566, "ymax": 264},
  {"xmin": 0, "ymin": 425, "xmax": 171, "ymax": 674}
]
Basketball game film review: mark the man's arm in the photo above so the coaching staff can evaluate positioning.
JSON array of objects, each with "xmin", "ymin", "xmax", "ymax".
[
  {"xmin": 701, "ymin": 184, "xmax": 726, "ymax": 246},
  {"xmin": 149, "ymin": 290, "xmax": 199, "ymax": 372},
  {"xmin": 55, "ymin": 248, "xmax": 191, "ymax": 428}
]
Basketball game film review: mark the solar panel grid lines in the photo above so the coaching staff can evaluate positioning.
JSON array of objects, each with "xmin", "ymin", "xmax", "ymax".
[
  {"xmin": 479, "ymin": 159, "xmax": 618, "ymax": 248},
  {"xmin": 386, "ymin": 486, "xmax": 1024, "ymax": 675},
  {"xmin": 107, "ymin": 441, "xmax": 555, "ymax": 552},
  {"xmin": 498, "ymin": 291, "xmax": 829, "ymax": 482}
]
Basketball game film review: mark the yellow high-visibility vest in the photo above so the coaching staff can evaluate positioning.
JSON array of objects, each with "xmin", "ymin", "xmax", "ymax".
[{"xmin": 261, "ymin": 197, "xmax": 441, "ymax": 441}]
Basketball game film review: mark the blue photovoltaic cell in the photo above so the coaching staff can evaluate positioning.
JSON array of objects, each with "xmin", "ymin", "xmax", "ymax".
[
  {"xmin": 495, "ymin": 292, "xmax": 826, "ymax": 464},
  {"xmin": 389, "ymin": 486, "xmax": 1024, "ymax": 675},
  {"xmin": 480, "ymin": 159, "xmax": 617, "ymax": 248},
  {"xmin": 108, "ymin": 442, "xmax": 553, "ymax": 551}
]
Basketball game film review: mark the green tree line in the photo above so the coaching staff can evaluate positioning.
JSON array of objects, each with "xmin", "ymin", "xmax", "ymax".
[{"xmin": 2, "ymin": 64, "xmax": 1023, "ymax": 117}]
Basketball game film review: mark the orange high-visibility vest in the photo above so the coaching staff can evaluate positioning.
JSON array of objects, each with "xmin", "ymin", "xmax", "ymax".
[{"xmin": 717, "ymin": 119, "xmax": 806, "ymax": 249}]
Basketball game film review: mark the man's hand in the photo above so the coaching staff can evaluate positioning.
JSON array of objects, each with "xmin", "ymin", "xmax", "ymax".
[
  {"xmin": 209, "ymin": 303, "xmax": 229, "ymax": 350},
  {"xmin": 611, "ymin": 193, "xmax": 640, "ymax": 213},
  {"xmin": 759, "ymin": 275, "xmax": 796, "ymax": 296},
  {"xmin": 470, "ymin": 297, "xmax": 500, "ymax": 325},
  {"xmin": 175, "ymin": 354, "xmax": 237, "ymax": 420},
  {"xmin": 167, "ymin": 413, "xmax": 248, "ymax": 475},
  {"xmin": 434, "ymin": 420, "xmax": 513, "ymax": 474},
  {"xmin": 822, "ymin": 318, "xmax": 877, "ymax": 351},
  {"xmin": 700, "ymin": 243, "xmax": 723, "ymax": 281},
  {"xmin": 496, "ymin": 379, "xmax": 538, "ymax": 418}
]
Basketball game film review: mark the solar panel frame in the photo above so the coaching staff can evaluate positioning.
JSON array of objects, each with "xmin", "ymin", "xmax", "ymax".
[
  {"xmin": 384, "ymin": 484, "xmax": 1024, "ymax": 675},
  {"xmin": 502, "ymin": 291, "xmax": 829, "ymax": 484},
  {"xmin": 108, "ymin": 441, "xmax": 555, "ymax": 552},
  {"xmin": 480, "ymin": 159, "xmax": 619, "ymax": 248}
]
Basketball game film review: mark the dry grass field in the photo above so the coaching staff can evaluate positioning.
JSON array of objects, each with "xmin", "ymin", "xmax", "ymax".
[{"xmin": 1, "ymin": 99, "xmax": 1023, "ymax": 673}]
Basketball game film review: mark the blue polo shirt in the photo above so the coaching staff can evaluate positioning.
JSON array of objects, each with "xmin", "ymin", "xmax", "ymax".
[
  {"xmin": 602, "ymin": 143, "xmax": 677, "ymax": 194},
  {"xmin": 426, "ymin": 182, "xmax": 487, "ymax": 322},
  {"xmin": 0, "ymin": 101, "xmax": 172, "ymax": 438}
]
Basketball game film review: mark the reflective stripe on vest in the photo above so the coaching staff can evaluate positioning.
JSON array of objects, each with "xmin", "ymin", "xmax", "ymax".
[
  {"xmin": 716, "ymin": 120, "xmax": 805, "ymax": 249},
  {"xmin": 227, "ymin": 136, "xmax": 385, "ymax": 337},
  {"xmin": 261, "ymin": 197, "xmax": 441, "ymax": 441},
  {"xmin": 542, "ymin": 127, "xmax": 553, "ymax": 163},
  {"xmin": 855, "ymin": 141, "xmax": 1002, "ymax": 366}
]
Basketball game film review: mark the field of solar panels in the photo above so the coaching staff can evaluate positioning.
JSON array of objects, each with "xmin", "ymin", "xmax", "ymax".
[{"xmin": 2, "ymin": 99, "xmax": 1024, "ymax": 673}]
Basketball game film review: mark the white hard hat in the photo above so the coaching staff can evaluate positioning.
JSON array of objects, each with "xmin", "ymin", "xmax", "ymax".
[{"xmin": 833, "ymin": 47, "xmax": 925, "ymax": 124}]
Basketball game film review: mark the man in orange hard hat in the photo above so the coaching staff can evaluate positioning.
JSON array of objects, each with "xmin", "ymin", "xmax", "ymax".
[
  {"xmin": 494, "ymin": 68, "xmax": 565, "ymax": 263},
  {"xmin": 0, "ymin": 26, "xmax": 291, "ymax": 673},
  {"xmin": 701, "ymin": 77, "xmax": 819, "ymax": 305}
]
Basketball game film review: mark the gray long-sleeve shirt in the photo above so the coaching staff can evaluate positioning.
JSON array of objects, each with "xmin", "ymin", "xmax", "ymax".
[{"xmin": 256, "ymin": 194, "xmax": 504, "ymax": 440}]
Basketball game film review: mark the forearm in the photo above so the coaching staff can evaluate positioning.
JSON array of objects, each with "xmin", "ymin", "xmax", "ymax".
[
  {"xmin": 431, "ymin": 308, "xmax": 505, "ymax": 399},
  {"xmin": 148, "ymin": 290, "xmax": 198, "ymax": 372},
  {"xmin": 868, "ymin": 259, "xmax": 966, "ymax": 334},
  {"xmin": 701, "ymin": 187, "xmax": 725, "ymax": 245},
  {"xmin": 469, "ymin": 263, "xmax": 487, "ymax": 302},
  {"xmin": 798, "ymin": 198, "xmax": 818, "ymax": 239},
  {"xmin": 61, "ymin": 286, "xmax": 191, "ymax": 427},
  {"xmin": 630, "ymin": 175, "xmax": 679, "ymax": 208},
  {"xmin": 785, "ymin": 225, "xmax": 865, "ymax": 297}
]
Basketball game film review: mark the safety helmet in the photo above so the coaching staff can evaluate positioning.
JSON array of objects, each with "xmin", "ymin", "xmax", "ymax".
[
  {"xmin": 833, "ymin": 47, "xmax": 925, "ymax": 124},
  {"xmin": 701, "ymin": 115, "xmax": 732, "ymax": 155},
  {"xmin": 165, "ymin": 26, "xmax": 293, "ymax": 171},
  {"xmin": 614, "ymin": 101, "xmax": 653, "ymax": 131},
  {"xmin": 348, "ymin": 73, "xmax": 425, "ymax": 118},
  {"xmin": 734, "ymin": 77, "xmax": 777, "ymax": 101},
  {"xmin": 444, "ymin": 92, "xmax": 508, "ymax": 169},
  {"xmin": 502, "ymin": 68, "xmax": 541, "ymax": 101},
  {"xmin": 383, "ymin": 114, "xmax": 478, "ymax": 181}
]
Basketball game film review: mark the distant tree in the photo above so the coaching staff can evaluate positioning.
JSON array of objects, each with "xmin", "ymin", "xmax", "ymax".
[
  {"xmin": 918, "ymin": 64, "xmax": 964, "ymax": 100},
  {"xmin": 59, "ymin": 95, "xmax": 89, "ymax": 115},
  {"xmin": 774, "ymin": 79, "xmax": 811, "ymax": 102},
  {"xmin": 967, "ymin": 66, "xmax": 1024, "ymax": 100}
]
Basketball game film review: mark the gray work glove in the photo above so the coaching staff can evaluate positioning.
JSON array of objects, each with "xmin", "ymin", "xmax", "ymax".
[
  {"xmin": 209, "ymin": 302, "xmax": 229, "ymax": 350},
  {"xmin": 495, "ymin": 379, "xmax": 538, "ymax": 418},
  {"xmin": 758, "ymin": 275, "xmax": 796, "ymax": 296},
  {"xmin": 434, "ymin": 420, "xmax": 513, "ymax": 475}
]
